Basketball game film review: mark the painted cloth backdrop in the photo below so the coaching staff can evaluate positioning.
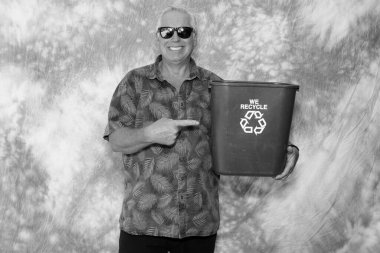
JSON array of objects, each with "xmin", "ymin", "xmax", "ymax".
[{"xmin": 1, "ymin": 0, "xmax": 379, "ymax": 252}]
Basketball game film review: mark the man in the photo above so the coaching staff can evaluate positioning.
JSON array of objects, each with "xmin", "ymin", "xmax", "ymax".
[{"xmin": 104, "ymin": 6, "xmax": 299, "ymax": 253}]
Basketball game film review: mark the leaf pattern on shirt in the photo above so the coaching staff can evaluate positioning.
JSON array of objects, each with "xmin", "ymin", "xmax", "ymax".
[
  {"xmin": 121, "ymin": 166, "xmax": 133, "ymax": 181},
  {"xmin": 133, "ymin": 75, "xmax": 143, "ymax": 94},
  {"xmin": 121, "ymin": 95, "xmax": 136, "ymax": 115},
  {"xmin": 195, "ymin": 139, "xmax": 209, "ymax": 157},
  {"xmin": 154, "ymin": 87, "xmax": 175, "ymax": 102},
  {"xmin": 125, "ymin": 83, "xmax": 135, "ymax": 97},
  {"xmin": 143, "ymin": 158, "xmax": 155, "ymax": 179},
  {"xmin": 202, "ymin": 223, "xmax": 215, "ymax": 235},
  {"xmin": 151, "ymin": 145, "xmax": 163, "ymax": 155},
  {"xmin": 124, "ymin": 183, "xmax": 133, "ymax": 199},
  {"xmin": 123, "ymin": 155, "xmax": 133, "ymax": 168},
  {"xmin": 135, "ymin": 109, "xmax": 145, "ymax": 128},
  {"xmin": 177, "ymin": 109, "xmax": 186, "ymax": 120},
  {"xmin": 115, "ymin": 83, "xmax": 127, "ymax": 98},
  {"xmin": 200, "ymin": 89, "xmax": 210, "ymax": 104},
  {"xmin": 156, "ymin": 153, "xmax": 179, "ymax": 173},
  {"xmin": 174, "ymin": 138, "xmax": 191, "ymax": 158},
  {"xmin": 211, "ymin": 194, "xmax": 220, "ymax": 220},
  {"xmin": 127, "ymin": 199, "xmax": 136, "ymax": 211},
  {"xmin": 137, "ymin": 151, "xmax": 145, "ymax": 162},
  {"xmin": 132, "ymin": 162, "xmax": 140, "ymax": 180},
  {"xmin": 186, "ymin": 107, "xmax": 202, "ymax": 121},
  {"xmin": 123, "ymin": 155, "xmax": 133, "ymax": 180},
  {"xmin": 146, "ymin": 227, "xmax": 159, "ymax": 236},
  {"xmin": 193, "ymin": 192, "xmax": 203, "ymax": 209},
  {"xmin": 186, "ymin": 177, "xmax": 196, "ymax": 196},
  {"xmin": 150, "ymin": 174, "xmax": 173, "ymax": 193},
  {"xmin": 199, "ymin": 171, "xmax": 208, "ymax": 192},
  {"xmin": 201, "ymin": 108, "xmax": 211, "ymax": 127},
  {"xmin": 137, "ymin": 193, "xmax": 157, "ymax": 211},
  {"xmin": 202, "ymin": 154, "xmax": 212, "ymax": 170},
  {"xmin": 132, "ymin": 181, "xmax": 145, "ymax": 198},
  {"xmin": 192, "ymin": 210, "xmax": 208, "ymax": 227},
  {"xmin": 157, "ymin": 193, "xmax": 173, "ymax": 209},
  {"xmin": 198, "ymin": 100, "xmax": 209, "ymax": 109},
  {"xmin": 149, "ymin": 102, "xmax": 171, "ymax": 119},
  {"xmin": 109, "ymin": 121, "xmax": 122, "ymax": 133},
  {"xmin": 186, "ymin": 227, "xmax": 198, "ymax": 235},
  {"xmin": 192, "ymin": 80, "xmax": 205, "ymax": 91},
  {"xmin": 140, "ymin": 89, "xmax": 154, "ymax": 108},
  {"xmin": 151, "ymin": 210, "xmax": 165, "ymax": 225},
  {"xmin": 164, "ymin": 207, "xmax": 179, "ymax": 223},
  {"xmin": 172, "ymin": 100, "xmax": 180, "ymax": 111},
  {"xmin": 119, "ymin": 114, "xmax": 134, "ymax": 127},
  {"xmin": 149, "ymin": 81, "xmax": 159, "ymax": 89},
  {"xmin": 186, "ymin": 91, "xmax": 200, "ymax": 103},
  {"xmin": 161, "ymin": 225, "xmax": 178, "ymax": 238},
  {"xmin": 175, "ymin": 164, "xmax": 186, "ymax": 179},
  {"xmin": 132, "ymin": 210, "xmax": 147, "ymax": 231},
  {"xmin": 121, "ymin": 217, "xmax": 132, "ymax": 231},
  {"xmin": 187, "ymin": 158, "xmax": 202, "ymax": 171},
  {"xmin": 108, "ymin": 106, "xmax": 120, "ymax": 119}
]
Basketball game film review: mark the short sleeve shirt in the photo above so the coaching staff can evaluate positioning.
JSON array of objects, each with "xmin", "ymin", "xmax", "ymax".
[{"xmin": 104, "ymin": 55, "xmax": 222, "ymax": 238}]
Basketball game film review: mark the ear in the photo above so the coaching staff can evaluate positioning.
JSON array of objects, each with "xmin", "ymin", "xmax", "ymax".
[
  {"xmin": 155, "ymin": 31, "xmax": 160, "ymax": 42},
  {"xmin": 193, "ymin": 31, "xmax": 197, "ymax": 48},
  {"xmin": 153, "ymin": 32, "xmax": 160, "ymax": 54}
]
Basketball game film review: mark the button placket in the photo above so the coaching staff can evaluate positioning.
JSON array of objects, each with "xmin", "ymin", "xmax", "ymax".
[
  {"xmin": 176, "ymin": 160, "xmax": 187, "ymax": 236},
  {"xmin": 178, "ymin": 190, "xmax": 187, "ymax": 237},
  {"xmin": 176, "ymin": 95, "xmax": 185, "ymax": 120},
  {"xmin": 177, "ymin": 80, "xmax": 193, "ymax": 237}
]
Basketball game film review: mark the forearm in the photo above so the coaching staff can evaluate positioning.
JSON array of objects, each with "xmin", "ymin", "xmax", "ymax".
[
  {"xmin": 108, "ymin": 118, "xmax": 199, "ymax": 154},
  {"xmin": 109, "ymin": 127, "xmax": 152, "ymax": 154}
]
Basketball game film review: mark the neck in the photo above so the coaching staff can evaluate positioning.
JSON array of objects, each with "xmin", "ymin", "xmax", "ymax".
[{"xmin": 160, "ymin": 57, "xmax": 191, "ymax": 78}]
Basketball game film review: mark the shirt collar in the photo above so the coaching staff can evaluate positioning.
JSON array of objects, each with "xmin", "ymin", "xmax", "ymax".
[{"xmin": 147, "ymin": 55, "xmax": 204, "ymax": 81}]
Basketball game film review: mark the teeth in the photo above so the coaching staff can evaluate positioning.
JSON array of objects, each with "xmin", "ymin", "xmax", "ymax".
[{"xmin": 169, "ymin": 46, "xmax": 182, "ymax": 51}]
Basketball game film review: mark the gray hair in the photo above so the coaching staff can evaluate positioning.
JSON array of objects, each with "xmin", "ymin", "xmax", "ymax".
[{"xmin": 156, "ymin": 6, "xmax": 198, "ymax": 32}]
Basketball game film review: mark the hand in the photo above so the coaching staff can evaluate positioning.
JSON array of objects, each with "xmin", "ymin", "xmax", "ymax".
[
  {"xmin": 275, "ymin": 145, "xmax": 299, "ymax": 180},
  {"xmin": 144, "ymin": 118, "xmax": 199, "ymax": 146}
]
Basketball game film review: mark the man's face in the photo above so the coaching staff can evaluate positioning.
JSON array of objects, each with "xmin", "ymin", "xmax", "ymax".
[{"xmin": 157, "ymin": 11, "xmax": 196, "ymax": 64}]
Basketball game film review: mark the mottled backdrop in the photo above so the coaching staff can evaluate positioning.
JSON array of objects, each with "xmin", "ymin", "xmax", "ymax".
[{"xmin": 1, "ymin": 0, "xmax": 379, "ymax": 252}]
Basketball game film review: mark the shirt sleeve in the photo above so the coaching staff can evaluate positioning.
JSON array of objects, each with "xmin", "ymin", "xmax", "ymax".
[
  {"xmin": 207, "ymin": 70, "xmax": 223, "ymax": 88},
  {"xmin": 103, "ymin": 74, "xmax": 137, "ymax": 141}
]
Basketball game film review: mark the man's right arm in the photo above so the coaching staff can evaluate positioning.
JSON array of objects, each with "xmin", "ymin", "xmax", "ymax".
[
  {"xmin": 108, "ymin": 127, "xmax": 151, "ymax": 154},
  {"xmin": 108, "ymin": 118, "xmax": 199, "ymax": 154}
]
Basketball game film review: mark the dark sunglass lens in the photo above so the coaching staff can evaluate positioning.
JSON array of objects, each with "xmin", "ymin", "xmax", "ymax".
[
  {"xmin": 177, "ymin": 27, "xmax": 193, "ymax": 39},
  {"xmin": 159, "ymin": 28, "xmax": 174, "ymax": 39}
]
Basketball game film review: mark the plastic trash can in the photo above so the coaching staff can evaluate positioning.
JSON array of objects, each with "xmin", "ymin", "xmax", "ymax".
[{"xmin": 210, "ymin": 80, "xmax": 299, "ymax": 176}]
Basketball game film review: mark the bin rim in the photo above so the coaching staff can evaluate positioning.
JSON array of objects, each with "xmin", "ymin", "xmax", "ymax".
[{"xmin": 211, "ymin": 80, "xmax": 299, "ymax": 90}]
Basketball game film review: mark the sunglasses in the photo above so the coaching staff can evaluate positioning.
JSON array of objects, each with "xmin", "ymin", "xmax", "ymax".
[{"xmin": 157, "ymin": 27, "xmax": 194, "ymax": 39}]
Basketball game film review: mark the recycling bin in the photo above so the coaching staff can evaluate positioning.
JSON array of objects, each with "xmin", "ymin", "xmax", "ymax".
[{"xmin": 210, "ymin": 80, "xmax": 299, "ymax": 176}]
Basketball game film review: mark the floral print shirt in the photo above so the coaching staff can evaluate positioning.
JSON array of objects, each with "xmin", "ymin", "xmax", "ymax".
[{"xmin": 104, "ymin": 55, "xmax": 222, "ymax": 238}]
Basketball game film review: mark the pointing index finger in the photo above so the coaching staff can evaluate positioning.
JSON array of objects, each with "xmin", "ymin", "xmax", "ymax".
[{"xmin": 173, "ymin": 119, "xmax": 199, "ymax": 127}]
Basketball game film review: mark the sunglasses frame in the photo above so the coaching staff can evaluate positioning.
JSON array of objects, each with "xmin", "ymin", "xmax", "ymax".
[{"xmin": 157, "ymin": 26, "xmax": 194, "ymax": 39}]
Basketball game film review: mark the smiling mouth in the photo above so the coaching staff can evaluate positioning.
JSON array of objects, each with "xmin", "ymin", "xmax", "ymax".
[{"xmin": 169, "ymin": 46, "xmax": 183, "ymax": 51}]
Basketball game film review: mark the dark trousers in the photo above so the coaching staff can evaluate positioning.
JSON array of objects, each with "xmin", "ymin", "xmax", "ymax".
[{"xmin": 119, "ymin": 230, "xmax": 217, "ymax": 253}]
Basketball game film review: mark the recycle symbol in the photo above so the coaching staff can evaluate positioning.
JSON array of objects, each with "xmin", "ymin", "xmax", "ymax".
[{"xmin": 240, "ymin": 111, "xmax": 267, "ymax": 135}]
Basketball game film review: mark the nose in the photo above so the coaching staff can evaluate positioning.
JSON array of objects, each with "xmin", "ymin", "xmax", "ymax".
[{"xmin": 171, "ymin": 31, "xmax": 180, "ymax": 41}]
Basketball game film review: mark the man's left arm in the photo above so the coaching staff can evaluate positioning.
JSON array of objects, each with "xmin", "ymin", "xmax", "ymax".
[{"xmin": 275, "ymin": 144, "xmax": 299, "ymax": 180}]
